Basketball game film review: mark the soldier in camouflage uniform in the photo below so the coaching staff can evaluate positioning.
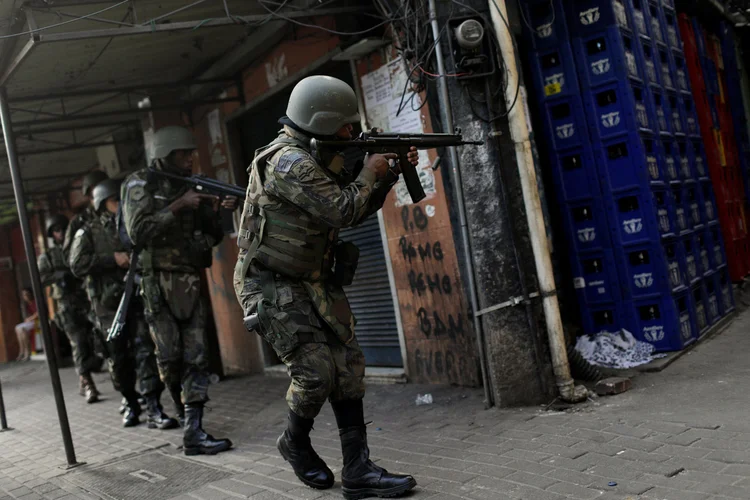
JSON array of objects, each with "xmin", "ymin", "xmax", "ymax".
[
  {"xmin": 121, "ymin": 126, "xmax": 233, "ymax": 455},
  {"xmin": 70, "ymin": 179, "xmax": 179, "ymax": 429},
  {"xmin": 233, "ymin": 75, "xmax": 417, "ymax": 499},
  {"xmin": 38, "ymin": 214, "xmax": 100, "ymax": 404}
]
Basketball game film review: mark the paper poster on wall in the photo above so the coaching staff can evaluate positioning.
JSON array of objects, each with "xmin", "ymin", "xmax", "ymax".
[
  {"xmin": 207, "ymin": 109, "xmax": 228, "ymax": 167},
  {"xmin": 361, "ymin": 57, "xmax": 436, "ymax": 207}
]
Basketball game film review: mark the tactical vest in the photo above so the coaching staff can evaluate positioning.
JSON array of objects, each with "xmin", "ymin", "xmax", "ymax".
[
  {"xmin": 46, "ymin": 245, "xmax": 82, "ymax": 301},
  {"xmin": 139, "ymin": 171, "xmax": 208, "ymax": 273},
  {"xmin": 236, "ymin": 138, "xmax": 337, "ymax": 282},
  {"xmin": 86, "ymin": 214, "xmax": 127, "ymax": 311}
]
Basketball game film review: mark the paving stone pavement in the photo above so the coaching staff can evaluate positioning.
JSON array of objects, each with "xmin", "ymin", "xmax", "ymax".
[{"xmin": 3, "ymin": 307, "xmax": 750, "ymax": 499}]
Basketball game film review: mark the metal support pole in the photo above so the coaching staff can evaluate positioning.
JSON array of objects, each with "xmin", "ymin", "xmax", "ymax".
[
  {"xmin": 0, "ymin": 376, "xmax": 10, "ymax": 431},
  {"xmin": 0, "ymin": 87, "xmax": 78, "ymax": 466}
]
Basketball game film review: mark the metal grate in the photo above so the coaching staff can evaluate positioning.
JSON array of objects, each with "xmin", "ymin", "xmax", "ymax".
[{"xmin": 64, "ymin": 450, "xmax": 231, "ymax": 499}]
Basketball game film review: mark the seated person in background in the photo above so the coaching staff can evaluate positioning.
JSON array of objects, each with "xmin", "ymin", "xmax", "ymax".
[{"xmin": 15, "ymin": 288, "xmax": 37, "ymax": 361}]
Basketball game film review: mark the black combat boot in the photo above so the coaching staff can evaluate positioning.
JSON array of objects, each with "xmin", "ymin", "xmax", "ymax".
[
  {"xmin": 146, "ymin": 396, "xmax": 179, "ymax": 430},
  {"xmin": 183, "ymin": 403, "xmax": 232, "ymax": 456},
  {"xmin": 119, "ymin": 397, "xmax": 128, "ymax": 415},
  {"xmin": 81, "ymin": 374, "xmax": 100, "ymax": 404},
  {"xmin": 333, "ymin": 400, "xmax": 416, "ymax": 499},
  {"xmin": 169, "ymin": 385, "xmax": 185, "ymax": 427},
  {"xmin": 277, "ymin": 411, "xmax": 335, "ymax": 490},
  {"xmin": 122, "ymin": 395, "xmax": 141, "ymax": 428}
]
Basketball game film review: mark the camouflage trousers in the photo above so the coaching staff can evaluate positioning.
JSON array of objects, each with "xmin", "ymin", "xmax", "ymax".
[
  {"xmin": 55, "ymin": 303, "xmax": 97, "ymax": 376},
  {"xmin": 98, "ymin": 299, "xmax": 163, "ymax": 400},
  {"xmin": 236, "ymin": 275, "xmax": 365, "ymax": 420},
  {"xmin": 142, "ymin": 272, "xmax": 209, "ymax": 406}
]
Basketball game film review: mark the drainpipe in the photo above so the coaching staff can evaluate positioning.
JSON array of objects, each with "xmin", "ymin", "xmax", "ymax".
[
  {"xmin": 487, "ymin": 0, "xmax": 588, "ymax": 403},
  {"xmin": 428, "ymin": 0, "xmax": 494, "ymax": 408}
]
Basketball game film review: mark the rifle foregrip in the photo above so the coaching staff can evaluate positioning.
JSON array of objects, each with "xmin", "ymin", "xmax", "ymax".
[{"xmin": 400, "ymin": 154, "xmax": 426, "ymax": 204}]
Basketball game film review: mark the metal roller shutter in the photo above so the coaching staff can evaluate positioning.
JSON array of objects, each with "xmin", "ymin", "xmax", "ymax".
[{"xmin": 340, "ymin": 216, "xmax": 403, "ymax": 367}]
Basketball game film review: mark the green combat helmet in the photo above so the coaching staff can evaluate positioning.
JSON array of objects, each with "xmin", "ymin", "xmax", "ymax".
[
  {"xmin": 45, "ymin": 213, "xmax": 69, "ymax": 237},
  {"xmin": 286, "ymin": 75, "xmax": 360, "ymax": 136},
  {"xmin": 81, "ymin": 170, "xmax": 109, "ymax": 198},
  {"xmin": 152, "ymin": 126, "xmax": 197, "ymax": 160},
  {"xmin": 92, "ymin": 178, "xmax": 121, "ymax": 212}
]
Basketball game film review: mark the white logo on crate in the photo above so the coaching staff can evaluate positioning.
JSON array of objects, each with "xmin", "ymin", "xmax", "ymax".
[
  {"xmin": 579, "ymin": 7, "xmax": 601, "ymax": 25},
  {"xmin": 556, "ymin": 123, "xmax": 575, "ymax": 139},
  {"xmin": 614, "ymin": 1, "xmax": 628, "ymax": 27},
  {"xmin": 666, "ymin": 158, "xmax": 677, "ymax": 178},
  {"xmin": 574, "ymin": 277, "xmax": 586, "ymax": 289},
  {"xmin": 602, "ymin": 112, "xmax": 621, "ymax": 128},
  {"xmin": 644, "ymin": 325, "xmax": 665, "ymax": 342},
  {"xmin": 634, "ymin": 273, "xmax": 654, "ymax": 288},
  {"xmin": 680, "ymin": 314, "xmax": 692, "ymax": 340},
  {"xmin": 687, "ymin": 256, "xmax": 697, "ymax": 279},
  {"xmin": 626, "ymin": 53, "xmax": 638, "ymax": 77},
  {"xmin": 592, "ymin": 59, "xmax": 611, "ymax": 75},
  {"xmin": 537, "ymin": 24, "xmax": 553, "ymax": 38},
  {"xmin": 648, "ymin": 157, "xmax": 659, "ymax": 179},
  {"xmin": 545, "ymin": 73, "xmax": 565, "ymax": 88},
  {"xmin": 637, "ymin": 104, "xmax": 649, "ymax": 128},
  {"xmin": 658, "ymin": 209, "xmax": 670, "ymax": 232},
  {"xmin": 623, "ymin": 218, "xmax": 643, "ymax": 234},
  {"xmin": 578, "ymin": 227, "xmax": 596, "ymax": 242}
]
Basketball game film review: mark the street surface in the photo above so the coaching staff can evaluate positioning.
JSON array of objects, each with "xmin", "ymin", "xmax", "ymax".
[{"xmin": 3, "ymin": 305, "xmax": 750, "ymax": 499}]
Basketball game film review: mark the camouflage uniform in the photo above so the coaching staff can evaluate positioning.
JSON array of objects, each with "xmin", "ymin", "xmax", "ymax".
[
  {"xmin": 233, "ymin": 126, "xmax": 395, "ymax": 419},
  {"xmin": 38, "ymin": 242, "xmax": 96, "ymax": 376},
  {"xmin": 121, "ymin": 168, "xmax": 224, "ymax": 405},
  {"xmin": 68, "ymin": 211, "xmax": 162, "ymax": 401}
]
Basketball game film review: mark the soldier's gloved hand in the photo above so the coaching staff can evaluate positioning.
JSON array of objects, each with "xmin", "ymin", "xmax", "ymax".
[
  {"xmin": 221, "ymin": 195, "xmax": 238, "ymax": 211},
  {"xmin": 178, "ymin": 190, "xmax": 219, "ymax": 211},
  {"xmin": 114, "ymin": 252, "xmax": 130, "ymax": 268},
  {"xmin": 365, "ymin": 153, "xmax": 399, "ymax": 180}
]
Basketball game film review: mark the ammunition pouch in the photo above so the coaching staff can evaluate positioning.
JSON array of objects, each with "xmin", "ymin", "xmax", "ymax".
[
  {"xmin": 188, "ymin": 232, "xmax": 213, "ymax": 269},
  {"xmin": 333, "ymin": 240, "xmax": 360, "ymax": 287}
]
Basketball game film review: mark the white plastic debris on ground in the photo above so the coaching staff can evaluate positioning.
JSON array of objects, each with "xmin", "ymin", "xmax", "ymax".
[{"xmin": 575, "ymin": 329, "xmax": 667, "ymax": 369}]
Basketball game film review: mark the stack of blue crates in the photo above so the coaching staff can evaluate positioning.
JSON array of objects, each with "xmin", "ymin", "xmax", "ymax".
[{"xmin": 522, "ymin": 0, "xmax": 734, "ymax": 352}]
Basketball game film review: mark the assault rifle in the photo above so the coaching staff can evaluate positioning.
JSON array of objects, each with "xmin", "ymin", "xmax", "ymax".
[
  {"xmin": 147, "ymin": 168, "xmax": 246, "ymax": 202},
  {"xmin": 311, "ymin": 129, "xmax": 484, "ymax": 204},
  {"xmin": 106, "ymin": 248, "xmax": 140, "ymax": 342}
]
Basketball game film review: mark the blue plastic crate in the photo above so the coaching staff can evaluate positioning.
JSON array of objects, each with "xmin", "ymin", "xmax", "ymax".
[
  {"xmin": 684, "ymin": 181, "xmax": 703, "ymax": 230},
  {"xmin": 650, "ymin": 88, "xmax": 672, "ymax": 136},
  {"xmin": 565, "ymin": 197, "xmax": 612, "ymax": 252},
  {"xmin": 681, "ymin": 97, "xmax": 700, "ymax": 138},
  {"xmin": 574, "ymin": 250, "xmax": 622, "ymax": 304},
  {"xmin": 543, "ymin": 98, "xmax": 590, "ymax": 150},
  {"xmin": 644, "ymin": 134, "xmax": 665, "ymax": 185},
  {"xmin": 691, "ymin": 139, "xmax": 709, "ymax": 179},
  {"xmin": 618, "ymin": 241, "xmax": 685, "ymax": 298},
  {"xmin": 671, "ymin": 183, "xmax": 690, "ymax": 235},
  {"xmin": 652, "ymin": 186, "xmax": 678, "ymax": 239},
  {"xmin": 597, "ymin": 134, "xmax": 654, "ymax": 191},
  {"xmin": 572, "ymin": 27, "xmax": 642, "ymax": 88},
  {"xmin": 667, "ymin": 92, "xmax": 685, "ymax": 137},
  {"xmin": 529, "ymin": 44, "xmax": 581, "ymax": 102},
  {"xmin": 583, "ymin": 83, "xmax": 652, "ymax": 140},
  {"xmin": 703, "ymin": 272, "xmax": 721, "ymax": 325},
  {"xmin": 670, "ymin": 52, "xmax": 691, "ymax": 96},
  {"xmin": 716, "ymin": 264, "xmax": 736, "ymax": 315},
  {"xmin": 707, "ymin": 225, "xmax": 727, "ymax": 270},
  {"xmin": 608, "ymin": 188, "xmax": 663, "ymax": 245},
  {"xmin": 628, "ymin": 0, "xmax": 651, "ymax": 41},
  {"xmin": 660, "ymin": 0, "xmax": 675, "ymax": 11},
  {"xmin": 626, "ymin": 289, "xmax": 696, "ymax": 351},
  {"xmin": 681, "ymin": 233, "xmax": 701, "ymax": 285},
  {"xmin": 677, "ymin": 140, "xmax": 691, "ymax": 180},
  {"xmin": 692, "ymin": 18, "xmax": 708, "ymax": 59},
  {"xmin": 696, "ymin": 230, "xmax": 712, "ymax": 277},
  {"xmin": 659, "ymin": 47, "xmax": 676, "ymax": 92},
  {"xmin": 658, "ymin": 5, "xmax": 682, "ymax": 52},
  {"xmin": 521, "ymin": 0, "xmax": 570, "ymax": 50},
  {"xmin": 566, "ymin": 0, "xmax": 631, "ymax": 36},
  {"xmin": 580, "ymin": 302, "xmax": 626, "ymax": 335},
  {"xmin": 700, "ymin": 180, "xmax": 718, "ymax": 224},
  {"xmin": 647, "ymin": 1, "xmax": 666, "ymax": 47},
  {"xmin": 660, "ymin": 140, "xmax": 680, "ymax": 182},
  {"xmin": 691, "ymin": 282, "xmax": 710, "ymax": 335},
  {"xmin": 640, "ymin": 41, "xmax": 661, "ymax": 88},
  {"xmin": 550, "ymin": 147, "xmax": 603, "ymax": 200}
]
